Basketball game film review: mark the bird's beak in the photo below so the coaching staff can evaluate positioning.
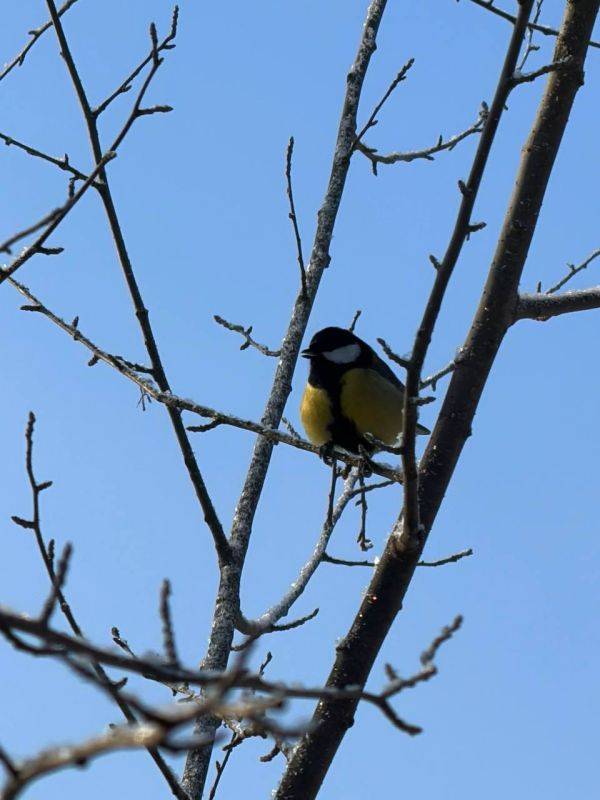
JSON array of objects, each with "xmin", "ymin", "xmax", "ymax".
[{"xmin": 301, "ymin": 348, "xmax": 314, "ymax": 359}]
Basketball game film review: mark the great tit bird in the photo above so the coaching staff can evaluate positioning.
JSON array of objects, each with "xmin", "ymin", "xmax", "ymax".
[{"xmin": 300, "ymin": 326, "xmax": 430, "ymax": 455}]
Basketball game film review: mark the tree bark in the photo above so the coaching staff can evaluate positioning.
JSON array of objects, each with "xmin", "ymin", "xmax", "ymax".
[{"xmin": 275, "ymin": 2, "xmax": 600, "ymax": 798}]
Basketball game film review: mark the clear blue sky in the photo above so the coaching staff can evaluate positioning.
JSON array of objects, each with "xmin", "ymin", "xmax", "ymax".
[{"xmin": 1, "ymin": 1, "xmax": 599, "ymax": 798}]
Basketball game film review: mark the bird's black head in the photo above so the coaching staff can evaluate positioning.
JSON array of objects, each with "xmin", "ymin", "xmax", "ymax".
[{"xmin": 301, "ymin": 327, "xmax": 368, "ymax": 367}]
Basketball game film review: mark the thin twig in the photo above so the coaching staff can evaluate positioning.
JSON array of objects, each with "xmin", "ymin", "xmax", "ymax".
[
  {"xmin": 160, "ymin": 580, "xmax": 180, "ymax": 668},
  {"xmin": 7, "ymin": 276, "xmax": 403, "ymax": 481},
  {"xmin": 0, "ymin": 0, "xmax": 80, "ymax": 83},
  {"xmin": 236, "ymin": 472, "xmax": 357, "ymax": 638},
  {"xmin": 0, "ymin": 131, "xmax": 88, "ymax": 181},
  {"xmin": 11, "ymin": 414, "xmax": 188, "ymax": 800},
  {"xmin": 45, "ymin": 0, "xmax": 231, "ymax": 567},
  {"xmin": 544, "ymin": 247, "xmax": 600, "ymax": 294},
  {"xmin": 418, "ymin": 548, "xmax": 473, "ymax": 567},
  {"xmin": 94, "ymin": 7, "xmax": 179, "ymax": 116},
  {"xmin": 463, "ymin": 0, "xmax": 600, "ymax": 49},
  {"xmin": 354, "ymin": 57, "xmax": 415, "ymax": 143},
  {"xmin": 510, "ymin": 57, "xmax": 573, "ymax": 86},
  {"xmin": 518, "ymin": 0, "xmax": 544, "ymax": 71},
  {"xmin": 356, "ymin": 104, "xmax": 487, "ymax": 175},
  {"xmin": 322, "ymin": 553, "xmax": 376, "ymax": 568},
  {"xmin": 0, "ymin": 209, "xmax": 61, "ymax": 255},
  {"xmin": 0, "ymin": 151, "xmax": 115, "ymax": 286},
  {"xmin": 285, "ymin": 137, "xmax": 307, "ymax": 299},
  {"xmin": 348, "ymin": 309, "xmax": 361, "ymax": 332},
  {"xmin": 214, "ymin": 315, "xmax": 281, "ymax": 357}
]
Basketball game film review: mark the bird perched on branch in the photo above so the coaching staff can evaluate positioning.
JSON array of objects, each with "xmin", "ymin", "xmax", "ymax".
[{"xmin": 300, "ymin": 326, "xmax": 429, "ymax": 455}]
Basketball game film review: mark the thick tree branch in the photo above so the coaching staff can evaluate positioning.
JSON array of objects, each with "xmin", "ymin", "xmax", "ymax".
[
  {"xmin": 515, "ymin": 286, "xmax": 600, "ymax": 320},
  {"xmin": 275, "ymin": 1, "xmax": 600, "ymax": 796},
  {"xmin": 181, "ymin": 2, "xmax": 392, "ymax": 794}
]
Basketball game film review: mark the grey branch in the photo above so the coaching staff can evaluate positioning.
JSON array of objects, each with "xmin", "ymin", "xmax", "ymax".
[
  {"xmin": 354, "ymin": 57, "xmax": 415, "ymax": 144},
  {"xmin": 0, "ymin": 209, "xmax": 62, "ymax": 255},
  {"xmin": 182, "ymin": 2, "xmax": 392, "ymax": 791},
  {"xmin": 285, "ymin": 136, "xmax": 307, "ymax": 298},
  {"xmin": 0, "ymin": 151, "xmax": 115, "ymax": 286},
  {"xmin": 0, "ymin": 605, "xmax": 461, "ymax": 737},
  {"xmin": 510, "ymin": 57, "xmax": 573, "ymax": 86},
  {"xmin": 543, "ymin": 247, "xmax": 600, "ymax": 294},
  {"xmin": 6, "ymin": 277, "xmax": 401, "ymax": 481},
  {"xmin": 236, "ymin": 473, "xmax": 358, "ymax": 637},
  {"xmin": 0, "ymin": 0, "xmax": 80, "ymax": 83},
  {"xmin": 356, "ymin": 104, "xmax": 488, "ymax": 175},
  {"xmin": 0, "ymin": 131, "xmax": 89, "ymax": 181},
  {"xmin": 418, "ymin": 548, "xmax": 473, "ymax": 567},
  {"xmin": 515, "ymin": 287, "xmax": 600, "ymax": 321},
  {"xmin": 463, "ymin": 0, "xmax": 600, "ymax": 49},
  {"xmin": 93, "ymin": 7, "xmax": 179, "ymax": 116},
  {"xmin": 214, "ymin": 315, "xmax": 281, "ymax": 357}
]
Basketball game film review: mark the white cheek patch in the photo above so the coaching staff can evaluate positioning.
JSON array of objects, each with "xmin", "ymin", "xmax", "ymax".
[{"xmin": 323, "ymin": 343, "xmax": 361, "ymax": 364}]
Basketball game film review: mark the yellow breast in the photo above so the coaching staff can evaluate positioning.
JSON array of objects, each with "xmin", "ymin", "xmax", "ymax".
[
  {"xmin": 300, "ymin": 383, "xmax": 333, "ymax": 446},
  {"xmin": 340, "ymin": 368, "xmax": 404, "ymax": 445}
]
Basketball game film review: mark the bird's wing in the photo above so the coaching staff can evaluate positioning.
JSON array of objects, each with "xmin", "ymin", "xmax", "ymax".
[{"xmin": 368, "ymin": 349, "xmax": 406, "ymax": 393}]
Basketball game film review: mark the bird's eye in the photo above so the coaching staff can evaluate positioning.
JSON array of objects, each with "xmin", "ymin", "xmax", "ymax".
[{"xmin": 322, "ymin": 344, "xmax": 360, "ymax": 364}]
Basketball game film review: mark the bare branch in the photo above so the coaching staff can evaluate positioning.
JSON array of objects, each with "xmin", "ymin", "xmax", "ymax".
[
  {"xmin": 0, "ymin": 0, "xmax": 80, "ymax": 83},
  {"xmin": 420, "ymin": 357, "xmax": 459, "ymax": 391},
  {"xmin": 517, "ymin": 0, "xmax": 544, "ymax": 70},
  {"xmin": 214, "ymin": 315, "xmax": 281, "ymax": 357},
  {"xmin": 44, "ymin": 0, "xmax": 231, "ymax": 567},
  {"xmin": 543, "ymin": 247, "xmax": 600, "ymax": 294},
  {"xmin": 0, "ymin": 209, "xmax": 62, "ymax": 255},
  {"xmin": 160, "ymin": 580, "xmax": 180, "ymax": 668},
  {"xmin": 0, "ymin": 131, "xmax": 89, "ymax": 181},
  {"xmin": 276, "ymin": 3, "xmax": 549, "ymax": 795},
  {"xmin": 356, "ymin": 104, "xmax": 487, "ymax": 175},
  {"xmin": 418, "ymin": 548, "xmax": 473, "ymax": 568},
  {"xmin": 285, "ymin": 137, "xmax": 307, "ymax": 299},
  {"xmin": 376, "ymin": 337, "xmax": 410, "ymax": 370},
  {"xmin": 93, "ymin": 7, "xmax": 179, "ymax": 116},
  {"xmin": 236, "ymin": 472, "xmax": 358, "ymax": 637},
  {"xmin": 515, "ymin": 286, "xmax": 600, "ymax": 321},
  {"xmin": 0, "ymin": 151, "xmax": 115, "ymax": 286},
  {"xmin": 510, "ymin": 56, "xmax": 573, "ymax": 86},
  {"xmin": 348, "ymin": 309, "xmax": 362, "ymax": 333},
  {"xmin": 10, "ymin": 413, "xmax": 187, "ymax": 800},
  {"xmin": 322, "ymin": 553, "xmax": 376, "ymax": 568},
  {"xmin": 0, "ymin": 605, "xmax": 462, "ymax": 736},
  {"xmin": 354, "ymin": 57, "xmax": 415, "ymax": 144},
  {"xmin": 7, "ymin": 276, "xmax": 403, "ymax": 482},
  {"xmin": 462, "ymin": 0, "xmax": 600, "ymax": 49}
]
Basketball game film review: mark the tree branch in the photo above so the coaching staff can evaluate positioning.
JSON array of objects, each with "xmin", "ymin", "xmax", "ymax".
[
  {"xmin": 515, "ymin": 286, "xmax": 600, "ymax": 321},
  {"xmin": 8, "ymin": 413, "xmax": 189, "ymax": 800},
  {"xmin": 0, "ymin": 0, "xmax": 80, "ymax": 83},
  {"xmin": 463, "ymin": 0, "xmax": 600, "ymax": 49},
  {"xmin": 275, "ymin": 1, "xmax": 599, "ymax": 797},
  {"xmin": 274, "ymin": 1, "xmax": 600, "ymax": 795},
  {"xmin": 181, "ymin": 2, "xmax": 392, "ymax": 794},
  {"xmin": 0, "ymin": 151, "xmax": 114, "ymax": 287},
  {"xmin": 236, "ymin": 472, "xmax": 358, "ymax": 638},
  {"xmin": 44, "ymin": 0, "xmax": 231, "ymax": 567},
  {"xmin": 356, "ymin": 104, "xmax": 487, "ymax": 175}
]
